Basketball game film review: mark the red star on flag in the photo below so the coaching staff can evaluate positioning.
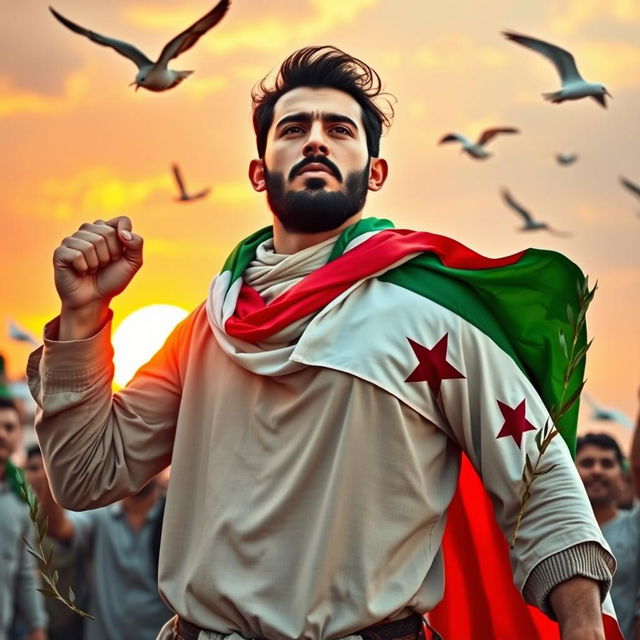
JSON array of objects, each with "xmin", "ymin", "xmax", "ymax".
[
  {"xmin": 405, "ymin": 333, "xmax": 465, "ymax": 395},
  {"xmin": 496, "ymin": 399, "xmax": 537, "ymax": 448}
]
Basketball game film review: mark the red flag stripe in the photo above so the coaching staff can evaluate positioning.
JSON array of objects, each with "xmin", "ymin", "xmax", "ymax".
[{"xmin": 429, "ymin": 456, "xmax": 622, "ymax": 640}]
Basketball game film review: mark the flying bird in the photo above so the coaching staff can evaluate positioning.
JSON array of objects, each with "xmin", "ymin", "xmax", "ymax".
[
  {"xmin": 620, "ymin": 176, "xmax": 640, "ymax": 198},
  {"xmin": 172, "ymin": 164, "xmax": 210, "ymax": 202},
  {"xmin": 503, "ymin": 31, "xmax": 611, "ymax": 107},
  {"xmin": 438, "ymin": 127, "xmax": 519, "ymax": 160},
  {"xmin": 555, "ymin": 153, "xmax": 578, "ymax": 166},
  {"xmin": 500, "ymin": 188, "xmax": 571, "ymax": 236},
  {"xmin": 8, "ymin": 319, "xmax": 40, "ymax": 347},
  {"xmin": 619, "ymin": 176, "xmax": 640, "ymax": 216},
  {"xmin": 583, "ymin": 393, "xmax": 634, "ymax": 430},
  {"xmin": 49, "ymin": 0, "xmax": 231, "ymax": 92}
]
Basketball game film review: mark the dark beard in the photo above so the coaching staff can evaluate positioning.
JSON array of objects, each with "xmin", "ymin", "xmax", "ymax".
[{"xmin": 264, "ymin": 159, "xmax": 370, "ymax": 234}]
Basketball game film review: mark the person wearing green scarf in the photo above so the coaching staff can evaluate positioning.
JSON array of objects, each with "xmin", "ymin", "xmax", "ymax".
[{"xmin": 0, "ymin": 395, "xmax": 47, "ymax": 640}]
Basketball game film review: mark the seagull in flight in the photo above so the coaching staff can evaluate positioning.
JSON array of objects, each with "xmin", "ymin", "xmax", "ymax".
[
  {"xmin": 172, "ymin": 164, "xmax": 210, "ymax": 202},
  {"xmin": 503, "ymin": 31, "xmax": 611, "ymax": 107},
  {"xmin": 583, "ymin": 393, "xmax": 634, "ymax": 429},
  {"xmin": 8, "ymin": 319, "xmax": 40, "ymax": 348},
  {"xmin": 555, "ymin": 153, "xmax": 578, "ymax": 166},
  {"xmin": 438, "ymin": 127, "xmax": 519, "ymax": 159},
  {"xmin": 500, "ymin": 188, "xmax": 571, "ymax": 236},
  {"xmin": 619, "ymin": 176, "xmax": 640, "ymax": 216},
  {"xmin": 49, "ymin": 0, "xmax": 231, "ymax": 92}
]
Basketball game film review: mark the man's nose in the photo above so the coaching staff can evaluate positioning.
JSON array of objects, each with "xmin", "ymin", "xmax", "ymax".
[{"xmin": 303, "ymin": 124, "xmax": 329, "ymax": 156}]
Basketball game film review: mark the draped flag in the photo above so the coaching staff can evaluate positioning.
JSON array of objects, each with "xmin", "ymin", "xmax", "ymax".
[{"xmin": 209, "ymin": 217, "xmax": 621, "ymax": 639}]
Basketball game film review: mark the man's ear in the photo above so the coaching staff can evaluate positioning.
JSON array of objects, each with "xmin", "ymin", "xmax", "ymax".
[
  {"xmin": 249, "ymin": 159, "xmax": 266, "ymax": 192},
  {"xmin": 368, "ymin": 157, "xmax": 388, "ymax": 191}
]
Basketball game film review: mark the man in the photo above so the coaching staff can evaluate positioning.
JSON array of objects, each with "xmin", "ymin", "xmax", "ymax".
[
  {"xmin": 26, "ymin": 449, "xmax": 171, "ymax": 640},
  {"xmin": 577, "ymin": 432, "xmax": 640, "ymax": 640},
  {"xmin": 28, "ymin": 47, "xmax": 616, "ymax": 640},
  {"xmin": 0, "ymin": 397, "xmax": 47, "ymax": 640}
]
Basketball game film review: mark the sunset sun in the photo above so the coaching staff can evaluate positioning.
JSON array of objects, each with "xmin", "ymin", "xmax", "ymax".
[{"xmin": 112, "ymin": 304, "xmax": 189, "ymax": 388}]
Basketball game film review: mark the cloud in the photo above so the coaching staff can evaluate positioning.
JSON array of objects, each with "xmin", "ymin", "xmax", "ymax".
[
  {"xmin": 574, "ymin": 40, "xmax": 640, "ymax": 89},
  {"xmin": 210, "ymin": 180, "xmax": 256, "ymax": 207},
  {"xmin": 0, "ymin": 70, "xmax": 88, "ymax": 117},
  {"xmin": 125, "ymin": 0, "xmax": 380, "ymax": 55},
  {"xmin": 27, "ymin": 169, "xmax": 255, "ymax": 221},
  {"xmin": 548, "ymin": 0, "xmax": 640, "ymax": 34},
  {"xmin": 37, "ymin": 167, "xmax": 171, "ymax": 219},
  {"xmin": 414, "ymin": 34, "xmax": 508, "ymax": 72},
  {"xmin": 181, "ymin": 74, "xmax": 228, "ymax": 98}
]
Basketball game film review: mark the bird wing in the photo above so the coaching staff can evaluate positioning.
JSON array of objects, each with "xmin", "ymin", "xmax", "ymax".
[
  {"xmin": 502, "ymin": 31, "xmax": 582, "ymax": 83},
  {"xmin": 501, "ymin": 188, "xmax": 535, "ymax": 223},
  {"xmin": 8, "ymin": 319, "xmax": 40, "ymax": 347},
  {"xmin": 49, "ymin": 7, "xmax": 152, "ymax": 69},
  {"xmin": 158, "ymin": 0, "xmax": 230, "ymax": 66},
  {"xmin": 620, "ymin": 176, "xmax": 640, "ymax": 198},
  {"xmin": 582, "ymin": 393, "xmax": 598, "ymax": 411},
  {"xmin": 477, "ymin": 127, "xmax": 519, "ymax": 146},
  {"xmin": 546, "ymin": 226, "xmax": 572, "ymax": 238},
  {"xmin": 556, "ymin": 153, "xmax": 578, "ymax": 164},
  {"xmin": 172, "ymin": 164, "xmax": 188, "ymax": 197},
  {"xmin": 190, "ymin": 187, "xmax": 211, "ymax": 200},
  {"xmin": 438, "ymin": 133, "xmax": 470, "ymax": 146}
]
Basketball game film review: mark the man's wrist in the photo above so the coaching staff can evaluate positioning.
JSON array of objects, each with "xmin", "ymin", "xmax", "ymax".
[{"xmin": 59, "ymin": 301, "xmax": 110, "ymax": 341}]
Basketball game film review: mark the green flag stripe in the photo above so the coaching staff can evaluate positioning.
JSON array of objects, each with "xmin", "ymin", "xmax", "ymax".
[{"xmin": 381, "ymin": 249, "xmax": 586, "ymax": 454}]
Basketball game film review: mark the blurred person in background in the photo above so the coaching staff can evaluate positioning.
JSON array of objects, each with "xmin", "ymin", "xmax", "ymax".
[
  {"xmin": 0, "ymin": 396, "xmax": 48, "ymax": 640},
  {"xmin": 23, "ymin": 445, "xmax": 86, "ymax": 640},
  {"xmin": 31, "ymin": 472, "xmax": 170, "ymax": 640},
  {"xmin": 576, "ymin": 407, "xmax": 640, "ymax": 640}
]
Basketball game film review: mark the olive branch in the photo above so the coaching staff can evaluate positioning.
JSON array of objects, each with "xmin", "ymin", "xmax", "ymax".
[
  {"xmin": 17, "ymin": 472, "xmax": 94, "ymax": 619},
  {"xmin": 510, "ymin": 277, "xmax": 596, "ymax": 549}
]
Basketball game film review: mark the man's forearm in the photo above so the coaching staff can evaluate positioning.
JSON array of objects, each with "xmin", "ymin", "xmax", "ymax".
[
  {"xmin": 36, "ymin": 478, "xmax": 74, "ymax": 543},
  {"xmin": 549, "ymin": 577, "xmax": 604, "ymax": 640}
]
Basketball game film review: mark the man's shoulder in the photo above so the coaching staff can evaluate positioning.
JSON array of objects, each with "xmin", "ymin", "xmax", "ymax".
[{"xmin": 604, "ymin": 504, "xmax": 640, "ymax": 534}]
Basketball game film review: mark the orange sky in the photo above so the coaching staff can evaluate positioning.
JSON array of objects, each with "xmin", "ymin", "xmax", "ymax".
[{"xmin": 0, "ymin": 0, "xmax": 638, "ymax": 447}]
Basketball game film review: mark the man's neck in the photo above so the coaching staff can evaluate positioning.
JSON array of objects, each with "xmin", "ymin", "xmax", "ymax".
[
  {"xmin": 122, "ymin": 491, "xmax": 158, "ymax": 519},
  {"xmin": 272, "ymin": 212, "xmax": 362, "ymax": 254},
  {"xmin": 592, "ymin": 503, "xmax": 618, "ymax": 526},
  {"xmin": 0, "ymin": 462, "xmax": 5, "ymax": 482}
]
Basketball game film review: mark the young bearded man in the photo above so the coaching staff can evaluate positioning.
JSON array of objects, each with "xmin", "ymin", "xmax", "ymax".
[
  {"xmin": 28, "ymin": 47, "xmax": 617, "ymax": 640},
  {"xmin": 576, "ymin": 433, "xmax": 640, "ymax": 640}
]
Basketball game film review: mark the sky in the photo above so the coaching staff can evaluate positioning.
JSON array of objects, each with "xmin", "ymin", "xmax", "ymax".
[{"xmin": 0, "ymin": 0, "xmax": 638, "ymax": 448}]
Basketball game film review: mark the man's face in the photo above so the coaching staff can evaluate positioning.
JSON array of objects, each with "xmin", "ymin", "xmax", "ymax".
[
  {"xmin": 0, "ymin": 407, "xmax": 21, "ymax": 465},
  {"xmin": 255, "ymin": 87, "xmax": 377, "ymax": 233},
  {"xmin": 24, "ymin": 453, "xmax": 46, "ymax": 493},
  {"xmin": 576, "ymin": 444, "xmax": 622, "ymax": 508}
]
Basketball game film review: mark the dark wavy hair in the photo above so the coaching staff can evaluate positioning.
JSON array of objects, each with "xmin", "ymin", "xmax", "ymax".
[
  {"xmin": 576, "ymin": 432, "xmax": 624, "ymax": 465},
  {"xmin": 252, "ymin": 46, "xmax": 394, "ymax": 159}
]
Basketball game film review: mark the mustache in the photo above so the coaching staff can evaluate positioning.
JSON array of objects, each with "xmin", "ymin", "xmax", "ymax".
[{"xmin": 288, "ymin": 156, "xmax": 342, "ymax": 182}]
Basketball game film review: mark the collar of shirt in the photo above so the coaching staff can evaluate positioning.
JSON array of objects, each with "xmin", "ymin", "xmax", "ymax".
[{"xmin": 109, "ymin": 496, "xmax": 164, "ymax": 523}]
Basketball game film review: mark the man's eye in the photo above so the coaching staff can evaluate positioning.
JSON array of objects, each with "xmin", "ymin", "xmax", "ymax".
[
  {"xmin": 331, "ymin": 125, "xmax": 351, "ymax": 135},
  {"xmin": 282, "ymin": 126, "xmax": 303, "ymax": 135}
]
